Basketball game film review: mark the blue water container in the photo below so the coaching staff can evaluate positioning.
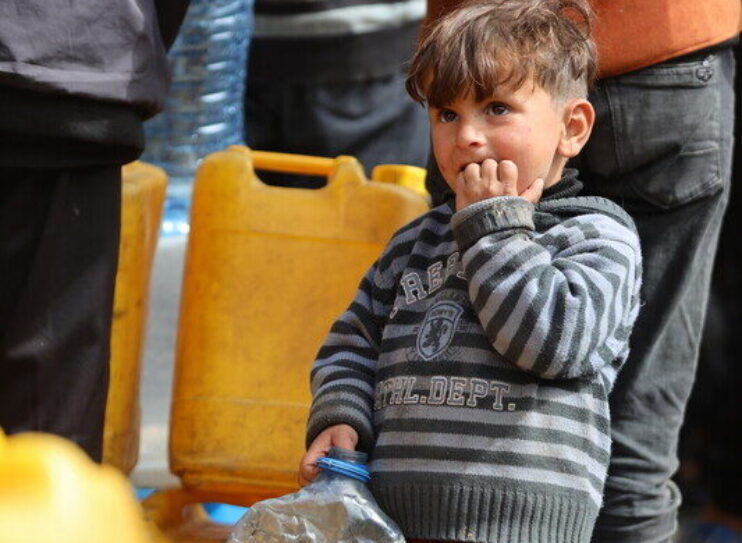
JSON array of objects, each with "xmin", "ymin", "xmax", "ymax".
[{"xmin": 142, "ymin": 0, "xmax": 253, "ymax": 236}]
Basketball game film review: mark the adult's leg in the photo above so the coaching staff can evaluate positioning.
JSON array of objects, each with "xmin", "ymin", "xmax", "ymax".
[
  {"xmin": 299, "ymin": 70, "xmax": 430, "ymax": 173},
  {"xmin": 575, "ymin": 49, "xmax": 736, "ymax": 542},
  {"xmin": 246, "ymin": 70, "xmax": 430, "ymax": 187},
  {"xmin": 0, "ymin": 166, "xmax": 121, "ymax": 461},
  {"xmin": 244, "ymin": 78, "xmax": 300, "ymax": 186},
  {"xmin": 244, "ymin": 78, "xmax": 284, "ymax": 153}
]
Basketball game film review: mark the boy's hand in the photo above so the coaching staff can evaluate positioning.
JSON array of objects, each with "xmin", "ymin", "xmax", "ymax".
[
  {"xmin": 298, "ymin": 424, "xmax": 358, "ymax": 486},
  {"xmin": 455, "ymin": 158, "xmax": 544, "ymax": 211}
]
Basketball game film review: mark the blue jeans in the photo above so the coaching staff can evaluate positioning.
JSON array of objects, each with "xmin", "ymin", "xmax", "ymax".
[{"xmin": 574, "ymin": 47, "xmax": 737, "ymax": 543}]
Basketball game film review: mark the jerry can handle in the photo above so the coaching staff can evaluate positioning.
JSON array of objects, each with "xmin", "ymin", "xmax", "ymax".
[{"xmin": 251, "ymin": 150, "xmax": 336, "ymax": 177}]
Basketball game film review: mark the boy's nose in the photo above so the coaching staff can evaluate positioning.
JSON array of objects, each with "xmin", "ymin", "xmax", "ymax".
[{"xmin": 456, "ymin": 121, "xmax": 486, "ymax": 148}]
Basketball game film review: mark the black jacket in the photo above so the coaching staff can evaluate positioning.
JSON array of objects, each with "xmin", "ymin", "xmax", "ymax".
[{"xmin": 0, "ymin": 0, "xmax": 190, "ymax": 167}]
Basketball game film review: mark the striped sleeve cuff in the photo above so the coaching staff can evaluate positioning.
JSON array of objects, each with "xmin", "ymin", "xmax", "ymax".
[
  {"xmin": 306, "ymin": 389, "xmax": 375, "ymax": 453},
  {"xmin": 451, "ymin": 196, "xmax": 535, "ymax": 252}
]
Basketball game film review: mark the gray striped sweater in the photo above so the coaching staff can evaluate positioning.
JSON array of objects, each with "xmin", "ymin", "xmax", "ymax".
[{"xmin": 306, "ymin": 174, "xmax": 642, "ymax": 542}]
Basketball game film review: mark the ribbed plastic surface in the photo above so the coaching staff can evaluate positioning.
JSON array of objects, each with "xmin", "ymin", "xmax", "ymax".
[{"xmin": 142, "ymin": 0, "xmax": 252, "ymax": 236}]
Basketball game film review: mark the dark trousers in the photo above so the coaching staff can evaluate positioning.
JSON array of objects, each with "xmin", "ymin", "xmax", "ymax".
[
  {"xmin": 245, "ymin": 70, "xmax": 430, "ymax": 187},
  {"xmin": 0, "ymin": 166, "xmax": 121, "ymax": 461},
  {"xmin": 576, "ymin": 48, "xmax": 736, "ymax": 543}
]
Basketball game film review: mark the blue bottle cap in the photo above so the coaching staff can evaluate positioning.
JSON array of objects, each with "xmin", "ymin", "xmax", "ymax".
[{"xmin": 316, "ymin": 456, "xmax": 371, "ymax": 483}]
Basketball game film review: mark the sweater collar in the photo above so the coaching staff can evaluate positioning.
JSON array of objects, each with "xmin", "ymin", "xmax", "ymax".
[{"xmin": 540, "ymin": 168, "xmax": 583, "ymax": 201}]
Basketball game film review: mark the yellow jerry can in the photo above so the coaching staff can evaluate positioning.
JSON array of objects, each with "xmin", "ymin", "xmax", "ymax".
[
  {"xmin": 169, "ymin": 146, "xmax": 429, "ymax": 501},
  {"xmin": 103, "ymin": 161, "xmax": 167, "ymax": 473},
  {"xmin": 371, "ymin": 163, "xmax": 429, "ymax": 200},
  {"xmin": 0, "ymin": 430, "xmax": 153, "ymax": 543}
]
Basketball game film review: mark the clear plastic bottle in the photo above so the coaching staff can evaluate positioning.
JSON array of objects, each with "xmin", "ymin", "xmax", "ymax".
[
  {"xmin": 228, "ymin": 447, "xmax": 406, "ymax": 542},
  {"xmin": 142, "ymin": 0, "xmax": 253, "ymax": 236}
]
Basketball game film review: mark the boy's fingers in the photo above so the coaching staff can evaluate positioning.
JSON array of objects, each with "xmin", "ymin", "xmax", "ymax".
[
  {"xmin": 498, "ymin": 160, "xmax": 518, "ymax": 196},
  {"xmin": 300, "ymin": 445, "xmax": 323, "ymax": 469},
  {"xmin": 455, "ymin": 170, "xmax": 472, "ymax": 211},
  {"xmin": 462, "ymin": 162, "xmax": 481, "ymax": 185},
  {"xmin": 298, "ymin": 454, "xmax": 320, "ymax": 486},
  {"xmin": 299, "ymin": 439, "xmax": 328, "ymax": 485},
  {"xmin": 480, "ymin": 158, "xmax": 498, "ymax": 184},
  {"xmin": 455, "ymin": 171, "xmax": 467, "ymax": 193},
  {"xmin": 298, "ymin": 462, "xmax": 319, "ymax": 486},
  {"xmin": 333, "ymin": 432, "xmax": 357, "ymax": 450},
  {"xmin": 298, "ymin": 432, "xmax": 331, "ymax": 486},
  {"xmin": 521, "ymin": 178, "xmax": 544, "ymax": 203},
  {"xmin": 329, "ymin": 424, "xmax": 359, "ymax": 451},
  {"xmin": 298, "ymin": 425, "xmax": 358, "ymax": 486},
  {"xmin": 306, "ymin": 433, "xmax": 330, "ymax": 457}
]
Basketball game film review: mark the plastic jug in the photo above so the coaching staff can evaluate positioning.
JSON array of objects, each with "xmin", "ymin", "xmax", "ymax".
[
  {"xmin": 169, "ymin": 146, "xmax": 429, "ymax": 500},
  {"xmin": 0, "ymin": 430, "xmax": 155, "ymax": 543},
  {"xmin": 103, "ymin": 161, "xmax": 167, "ymax": 473}
]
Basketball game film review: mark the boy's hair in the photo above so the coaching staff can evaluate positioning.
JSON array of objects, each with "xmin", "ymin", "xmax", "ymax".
[{"xmin": 407, "ymin": 0, "xmax": 597, "ymax": 107}]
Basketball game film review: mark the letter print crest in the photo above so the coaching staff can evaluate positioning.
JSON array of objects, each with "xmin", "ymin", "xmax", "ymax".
[{"xmin": 416, "ymin": 301, "xmax": 464, "ymax": 360}]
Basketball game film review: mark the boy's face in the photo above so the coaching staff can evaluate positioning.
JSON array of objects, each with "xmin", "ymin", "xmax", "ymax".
[{"xmin": 429, "ymin": 80, "xmax": 570, "ymax": 195}]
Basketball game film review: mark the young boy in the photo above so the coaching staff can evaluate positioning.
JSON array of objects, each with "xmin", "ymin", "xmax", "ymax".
[{"xmin": 299, "ymin": 1, "xmax": 643, "ymax": 541}]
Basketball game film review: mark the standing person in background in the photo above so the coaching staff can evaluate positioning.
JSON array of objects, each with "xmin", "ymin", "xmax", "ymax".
[
  {"xmin": 574, "ymin": 6, "xmax": 737, "ymax": 541},
  {"xmin": 423, "ymin": 1, "xmax": 739, "ymax": 541},
  {"xmin": 675, "ymin": 43, "xmax": 742, "ymax": 543},
  {"xmin": 245, "ymin": 0, "xmax": 429, "ymax": 187},
  {"xmin": 0, "ymin": 0, "xmax": 190, "ymax": 462}
]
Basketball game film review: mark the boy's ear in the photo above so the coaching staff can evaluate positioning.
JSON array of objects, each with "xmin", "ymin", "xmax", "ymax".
[{"xmin": 558, "ymin": 99, "xmax": 595, "ymax": 158}]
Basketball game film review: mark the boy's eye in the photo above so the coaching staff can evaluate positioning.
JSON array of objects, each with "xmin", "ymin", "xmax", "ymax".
[
  {"xmin": 439, "ymin": 109, "xmax": 457, "ymax": 123},
  {"xmin": 486, "ymin": 102, "xmax": 509, "ymax": 116}
]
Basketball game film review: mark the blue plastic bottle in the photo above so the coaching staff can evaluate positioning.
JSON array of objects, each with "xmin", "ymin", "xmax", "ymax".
[{"xmin": 142, "ymin": 0, "xmax": 253, "ymax": 236}]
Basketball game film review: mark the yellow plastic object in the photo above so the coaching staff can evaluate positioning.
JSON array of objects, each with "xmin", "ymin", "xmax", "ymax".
[
  {"xmin": 245, "ymin": 150, "xmax": 335, "ymax": 177},
  {"xmin": 371, "ymin": 163, "xmax": 429, "ymax": 200},
  {"xmin": 0, "ymin": 430, "xmax": 152, "ymax": 543},
  {"xmin": 103, "ymin": 161, "xmax": 167, "ymax": 473},
  {"xmin": 161, "ymin": 147, "xmax": 428, "ymax": 512}
]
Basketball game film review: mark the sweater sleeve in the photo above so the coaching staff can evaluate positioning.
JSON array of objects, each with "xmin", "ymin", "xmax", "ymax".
[
  {"xmin": 305, "ymin": 247, "xmax": 400, "ymax": 453},
  {"xmin": 451, "ymin": 196, "xmax": 642, "ymax": 380}
]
